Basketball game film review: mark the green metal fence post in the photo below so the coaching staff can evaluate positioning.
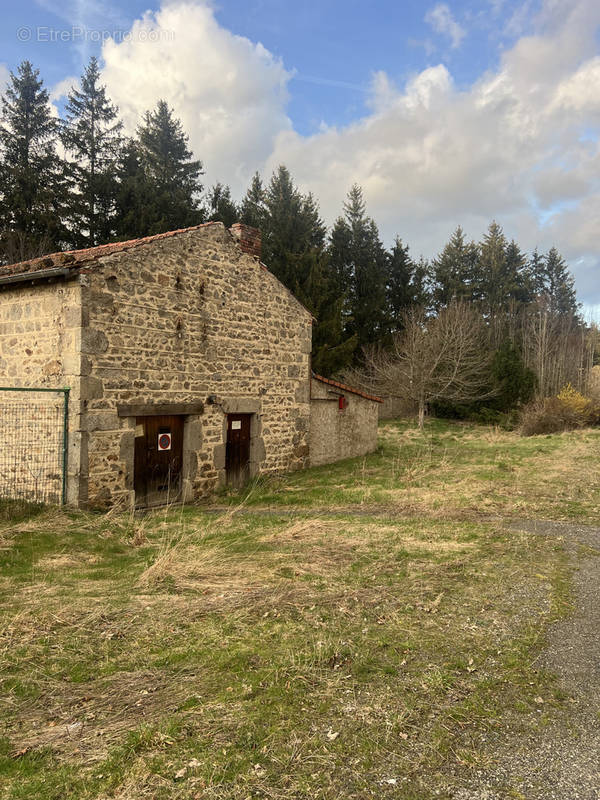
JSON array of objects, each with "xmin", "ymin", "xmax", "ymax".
[{"xmin": 62, "ymin": 388, "xmax": 70, "ymax": 506}]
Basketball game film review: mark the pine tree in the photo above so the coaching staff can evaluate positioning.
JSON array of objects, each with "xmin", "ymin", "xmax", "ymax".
[
  {"xmin": 478, "ymin": 222, "xmax": 528, "ymax": 314},
  {"xmin": 262, "ymin": 166, "xmax": 313, "ymax": 288},
  {"xmin": 131, "ymin": 100, "xmax": 203, "ymax": 235},
  {"xmin": 259, "ymin": 166, "xmax": 354, "ymax": 373},
  {"xmin": 206, "ymin": 182, "xmax": 239, "ymax": 228},
  {"xmin": 544, "ymin": 247, "xmax": 579, "ymax": 317},
  {"xmin": 526, "ymin": 248, "xmax": 547, "ymax": 298},
  {"xmin": 328, "ymin": 185, "xmax": 388, "ymax": 354},
  {"xmin": 113, "ymin": 139, "xmax": 155, "ymax": 240},
  {"xmin": 387, "ymin": 237, "xmax": 429, "ymax": 330},
  {"xmin": 504, "ymin": 239, "xmax": 530, "ymax": 304},
  {"xmin": 431, "ymin": 226, "xmax": 479, "ymax": 308},
  {"xmin": 478, "ymin": 221, "xmax": 508, "ymax": 314},
  {"xmin": 61, "ymin": 57, "xmax": 123, "ymax": 247},
  {"xmin": 0, "ymin": 61, "xmax": 66, "ymax": 261},
  {"xmin": 295, "ymin": 248, "xmax": 357, "ymax": 375},
  {"xmin": 524, "ymin": 247, "xmax": 578, "ymax": 317},
  {"xmin": 240, "ymin": 172, "xmax": 266, "ymax": 229}
]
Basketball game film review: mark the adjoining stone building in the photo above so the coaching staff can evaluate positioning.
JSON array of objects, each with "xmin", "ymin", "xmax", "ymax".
[
  {"xmin": 0, "ymin": 222, "xmax": 380, "ymax": 508},
  {"xmin": 309, "ymin": 374, "xmax": 382, "ymax": 466}
]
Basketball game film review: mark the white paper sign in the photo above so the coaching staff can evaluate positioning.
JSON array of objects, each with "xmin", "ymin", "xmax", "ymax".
[{"xmin": 231, "ymin": 420, "xmax": 242, "ymax": 430}]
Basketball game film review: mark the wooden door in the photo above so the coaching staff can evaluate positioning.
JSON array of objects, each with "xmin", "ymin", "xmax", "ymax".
[
  {"xmin": 225, "ymin": 414, "xmax": 252, "ymax": 488},
  {"xmin": 134, "ymin": 415, "xmax": 184, "ymax": 507}
]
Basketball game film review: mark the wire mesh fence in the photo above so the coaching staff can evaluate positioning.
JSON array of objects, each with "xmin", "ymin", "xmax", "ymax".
[{"xmin": 0, "ymin": 388, "xmax": 69, "ymax": 505}]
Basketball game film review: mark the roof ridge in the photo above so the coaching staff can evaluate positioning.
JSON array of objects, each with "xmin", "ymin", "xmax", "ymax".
[
  {"xmin": 0, "ymin": 222, "xmax": 222, "ymax": 277},
  {"xmin": 312, "ymin": 372, "xmax": 383, "ymax": 403}
]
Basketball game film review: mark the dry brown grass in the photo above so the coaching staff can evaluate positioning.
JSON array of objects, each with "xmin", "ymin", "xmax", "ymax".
[
  {"xmin": 36, "ymin": 553, "xmax": 100, "ymax": 570},
  {"xmin": 135, "ymin": 516, "xmax": 478, "ymax": 599},
  {"xmin": 372, "ymin": 422, "xmax": 600, "ymax": 521},
  {"xmin": 265, "ymin": 518, "xmax": 475, "ymax": 554},
  {"xmin": 11, "ymin": 668, "xmax": 201, "ymax": 761},
  {"xmin": 0, "ymin": 507, "xmax": 71, "ymax": 538},
  {"xmin": 0, "ymin": 421, "xmax": 585, "ymax": 799}
]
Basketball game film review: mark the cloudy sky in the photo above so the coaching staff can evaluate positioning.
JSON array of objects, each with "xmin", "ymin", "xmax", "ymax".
[{"xmin": 2, "ymin": 0, "xmax": 599, "ymax": 305}]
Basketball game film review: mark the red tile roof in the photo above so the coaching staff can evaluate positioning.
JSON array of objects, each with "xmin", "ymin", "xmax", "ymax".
[
  {"xmin": 0, "ymin": 222, "xmax": 222, "ymax": 277},
  {"xmin": 312, "ymin": 373, "xmax": 383, "ymax": 403}
]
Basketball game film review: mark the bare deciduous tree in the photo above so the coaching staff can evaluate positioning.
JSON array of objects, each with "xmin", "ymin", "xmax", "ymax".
[
  {"xmin": 522, "ymin": 303, "xmax": 597, "ymax": 398},
  {"xmin": 363, "ymin": 301, "xmax": 493, "ymax": 428}
]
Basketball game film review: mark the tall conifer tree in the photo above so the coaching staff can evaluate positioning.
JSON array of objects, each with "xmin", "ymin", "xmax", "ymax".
[
  {"xmin": 0, "ymin": 61, "xmax": 65, "ymax": 261},
  {"xmin": 526, "ymin": 248, "xmax": 547, "ymax": 298},
  {"xmin": 478, "ymin": 221, "xmax": 528, "ymax": 314},
  {"xmin": 544, "ymin": 247, "xmax": 579, "ymax": 317},
  {"xmin": 261, "ymin": 166, "xmax": 321, "ymax": 288},
  {"xmin": 259, "ymin": 166, "xmax": 354, "ymax": 373},
  {"xmin": 431, "ymin": 226, "xmax": 479, "ymax": 308},
  {"xmin": 504, "ymin": 239, "xmax": 530, "ymax": 304},
  {"xmin": 206, "ymin": 182, "xmax": 239, "ymax": 228},
  {"xmin": 126, "ymin": 100, "xmax": 203, "ymax": 235},
  {"xmin": 113, "ymin": 139, "xmax": 155, "ymax": 240},
  {"xmin": 240, "ymin": 172, "xmax": 266, "ymax": 229},
  {"xmin": 387, "ymin": 237, "xmax": 429, "ymax": 330},
  {"xmin": 328, "ymin": 185, "xmax": 388, "ymax": 354},
  {"xmin": 61, "ymin": 57, "xmax": 123, "ymax": 247}
]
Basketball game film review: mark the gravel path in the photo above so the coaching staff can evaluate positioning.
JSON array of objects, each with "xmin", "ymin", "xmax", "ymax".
[{"xmin": 454, "ymin": 519, "xmax": 600, "ymax": 800}]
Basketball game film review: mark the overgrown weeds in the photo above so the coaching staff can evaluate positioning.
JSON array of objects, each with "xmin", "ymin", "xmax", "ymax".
[{"xmin": 519, "ymin": 383, "xmax": 600, "ymax": 436}]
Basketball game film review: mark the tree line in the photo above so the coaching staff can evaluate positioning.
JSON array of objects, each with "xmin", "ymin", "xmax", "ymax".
[{"xmin": 0, "ymin": 58, "xmax": 592, "ymax": 407}]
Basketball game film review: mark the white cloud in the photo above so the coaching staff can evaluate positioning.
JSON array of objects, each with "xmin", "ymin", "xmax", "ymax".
[
  {"xmin": 92, "ymin": 0, "xmax": 600, "ymax": 303},
  {"xmin": 551, "ymin": 56, "xmax": 600, "ymax": 115},
  {"xmin": 266, "ymin": 0, "xmax": 600, "ymax": 303},
  {"xmin": 424, "ymin": 3, "xmax": 466, "ymax": 49},
  {"xmin": 0, "ymin": 63, "xmax": 9, "ymax": 96},
  {"xmin": 100, "ymin": 1, "xmax": 291, "ymax": 193},
  {"xmin": 49, "ymin": 75, "xmax": 79, "ymax": 104}
]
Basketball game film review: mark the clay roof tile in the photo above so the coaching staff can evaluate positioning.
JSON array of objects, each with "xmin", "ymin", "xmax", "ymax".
[{"xmin": 312, "ymin": 373, "xmax": 383, "ymax": 403}]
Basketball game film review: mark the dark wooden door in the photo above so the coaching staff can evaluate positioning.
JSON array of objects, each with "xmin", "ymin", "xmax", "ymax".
[
  {"xmin": 134, "ymin": 415, "xmax": 184, "ymax": 507},
  {"xmin": 225, "ymin": 414, "xmax": 252, "ymax": 488}
]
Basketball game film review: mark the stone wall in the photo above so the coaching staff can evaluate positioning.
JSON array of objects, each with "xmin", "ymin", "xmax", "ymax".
[
  {"xmin": 309, "ymin": 377, "xmax": 380, "ymax": 467},
  {"xmin": 0, "ymin": 280, "xmax": 83, "ymax": 504},
  {"xmin": 80, "ymin": 223, "xmax": 313, "ymax": 506}
]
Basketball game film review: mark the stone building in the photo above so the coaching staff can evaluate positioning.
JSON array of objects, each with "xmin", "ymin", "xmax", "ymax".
[
  {"xmin": 0, "ymin": 222, "xmax": 381, "ymax": 508},
  {"xmin": 309, "ymin": 374, "xmax": 382, "ymax": 466}
]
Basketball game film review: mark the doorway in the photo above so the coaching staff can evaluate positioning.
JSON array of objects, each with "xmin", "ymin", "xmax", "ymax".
[
  {"xmin": 134, "ymin": 415, "xmax": 184, "ymax": 507},
  {"xmin": 225, "ymin": 413, "xmax": 252, "ymax": 487}
]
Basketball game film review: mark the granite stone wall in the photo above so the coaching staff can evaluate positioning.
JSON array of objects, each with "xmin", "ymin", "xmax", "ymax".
[
  {"xmin": 80, "ymin": 223, "xmax": 313, "ymax": 506},
  {"xmin": 0, "ymin": 280, "xmax": 83, "ymax": 504}
]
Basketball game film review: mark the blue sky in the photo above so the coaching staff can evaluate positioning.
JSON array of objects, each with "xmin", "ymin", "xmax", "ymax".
[
  {"xmin": 1, "ymin": 0, "xmax": 599, "ymax": 305},
  {"xmin": 3, "ymin": 0, "xmax": 535, "ymax": 133}
]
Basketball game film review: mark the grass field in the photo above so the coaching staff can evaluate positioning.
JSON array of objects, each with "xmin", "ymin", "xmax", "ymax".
[
  {"xmin": 225, "ymin": 419, "xmax": 600, "ymax": 523},
  {"xmin": 1, "ymin": 419, "xmax": 597, "ymax": 799}
]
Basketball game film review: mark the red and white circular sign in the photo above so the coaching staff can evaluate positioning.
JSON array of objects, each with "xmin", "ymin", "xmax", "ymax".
[{"xmin": 157, "ymin": 432, "xmax": 172, "ymax": 451}]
